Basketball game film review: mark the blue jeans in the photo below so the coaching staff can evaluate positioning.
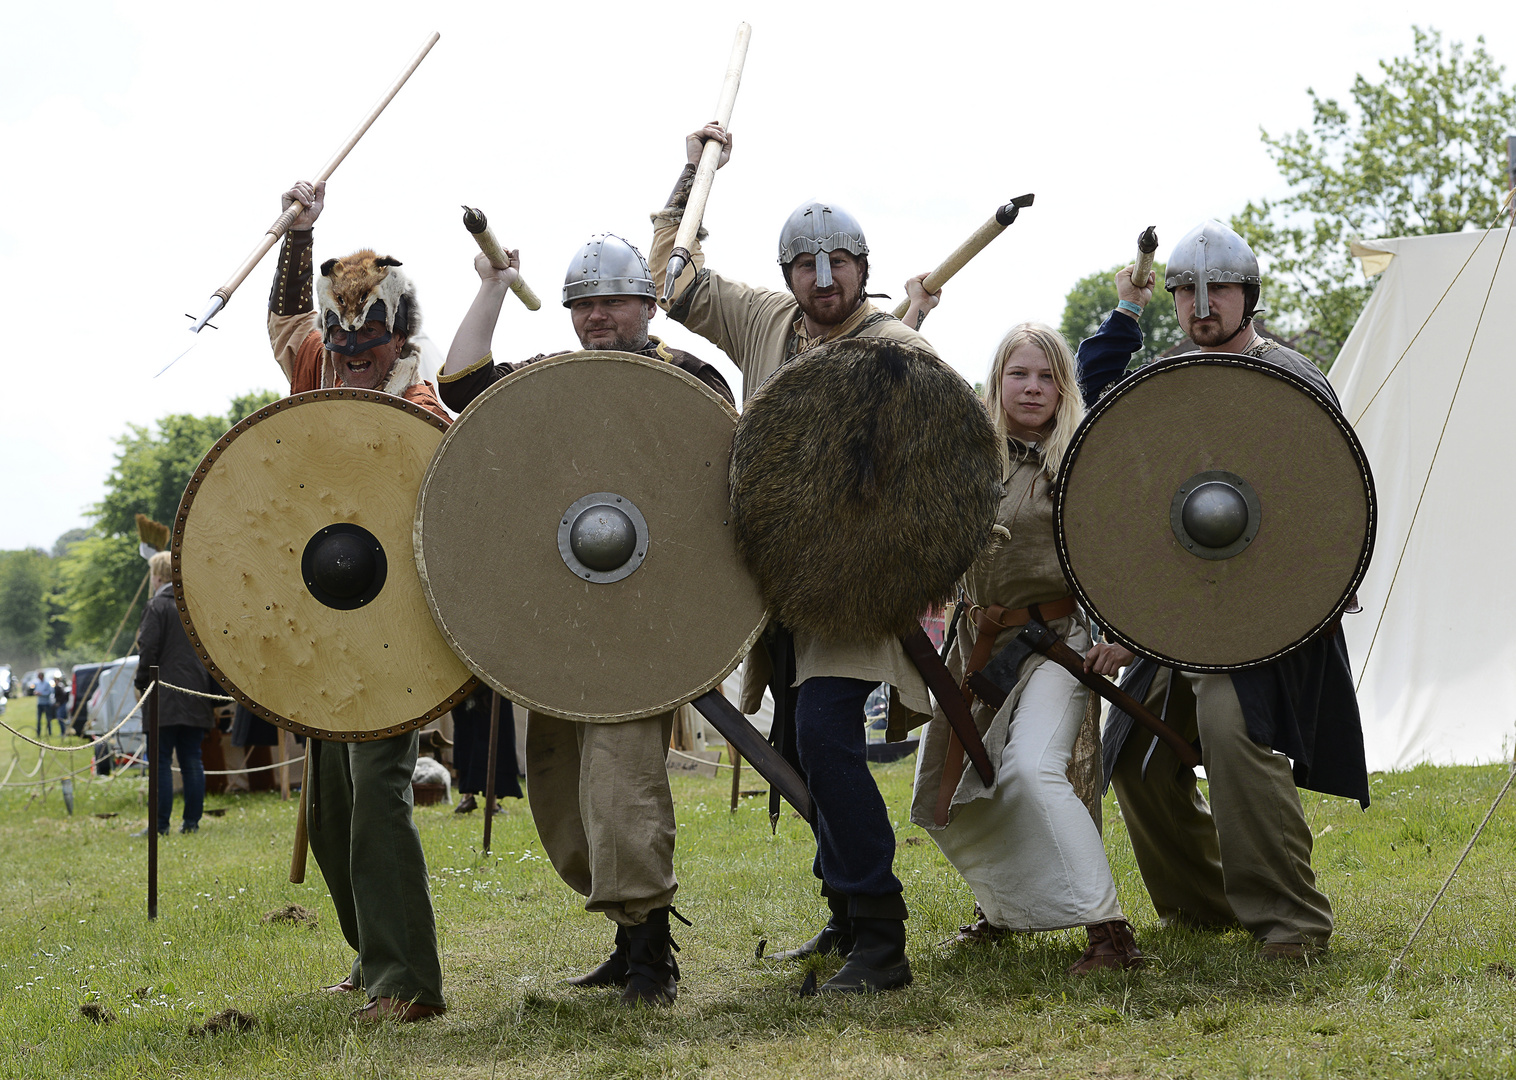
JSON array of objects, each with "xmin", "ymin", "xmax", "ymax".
[
  {"xmin": 157, "ymin": 725, "xmax": 206, "ymax": 832},
  {"xmin": 794, "ymin": 676, "xmax": 904, "ymax": 903}
]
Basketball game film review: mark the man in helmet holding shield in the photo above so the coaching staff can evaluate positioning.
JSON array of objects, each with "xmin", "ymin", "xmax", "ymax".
[
  {"xmin": 266, "ymin": 180, "xmax": 447, "ymax": 1021},
  {"xmin": 648, "ymin": 124, "xmax": 941, "ymax": 993},
  {"xmin": 1076, "ymin": 220, "xmax": 1369, "ymax": 960},
  {"xmin": 438, "ymin": 233, "xmax": 730, "ymax": 1007}
]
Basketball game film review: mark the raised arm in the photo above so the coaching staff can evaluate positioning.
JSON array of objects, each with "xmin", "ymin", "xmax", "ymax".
[
  {"xmin": 267, "ymin": 180, "xmax": 326, "ymax": 382},
  {"xmin": 1076, "ymin": 264, "xmax": 1153, "ymax": 407},
  {"xmin": 442, "ymin": 251, "xmax": 521, "ymax": 377}
]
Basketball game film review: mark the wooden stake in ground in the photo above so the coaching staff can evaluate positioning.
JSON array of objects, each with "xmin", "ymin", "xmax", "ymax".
[
  {"xmin": 659, "ymin": 23, "xmax": 752, "ymax": 301},
  {"xmin": 289, "ymin": 747, "xmax": 310, "ymax": 885},
  {"xmin": 182, "ymin": 32, "xmax": 442, "ymax": 336},
  {"xmin": 276, "ymin": 730, "xmax": 290, "ymax": 801},
  {"xmin": 891, "ymin": 195, "xmax": 1035, "ymax": 320},
  {"xmin": 482, "ymin": 692, "xmax": 501, "ymax": 855},
  {"xmin": 729, "ymin": 747, "xmax": 742, "ymax": 812},
  {"xmin": 147, "ymin": 666, "xmax": 159, "ymax": 921}
]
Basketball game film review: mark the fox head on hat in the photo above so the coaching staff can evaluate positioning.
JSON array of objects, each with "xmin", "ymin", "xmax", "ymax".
[{"xmin": 315, "ymin": 250, "xmax": 424, "ymax": 393}]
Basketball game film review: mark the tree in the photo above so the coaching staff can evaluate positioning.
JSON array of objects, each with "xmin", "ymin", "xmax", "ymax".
[
  {"xmin": 1060, "ymin": 260, "xmax": 1185, "ymax": 368},
  {"xmin": 1233, "ymin": 27, "xmax": 1516, "ymax": 365},
  {"xmin": 0, "ymin": 549, "xmax": 51, "ymax": 666},
  {"xmin": 60, "ymin": 390, "xmax": 281, "ymax": 653}
]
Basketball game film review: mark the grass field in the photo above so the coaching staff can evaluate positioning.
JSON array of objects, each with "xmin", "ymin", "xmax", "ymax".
[{"xmin": 2, "ymin": 694, "xmax": 1515, "ymax": 1079}]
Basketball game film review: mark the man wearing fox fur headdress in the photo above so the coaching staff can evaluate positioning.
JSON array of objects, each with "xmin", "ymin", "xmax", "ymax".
[
  {"xmin": 650, "ymin": 124, "xmax": 942, "ymax": 994},
  {"xmin": 263, "ymin": 180, "xmax": 446, "ymax": 1023},
  {"xmin": 268, "ymin": 180, "xmax": 446, "ymax": 414}
]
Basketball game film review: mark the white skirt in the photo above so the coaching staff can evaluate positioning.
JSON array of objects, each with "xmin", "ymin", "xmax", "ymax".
[{"xmin": 926, "ymin": 652, "xmax": 1123, "ymax": 931}]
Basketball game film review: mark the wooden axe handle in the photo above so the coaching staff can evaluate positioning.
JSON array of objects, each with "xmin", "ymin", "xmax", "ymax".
[
  {"xmin": 464, "ymin": 215, "xmax": 542, "ymax": 311},
  {"xmin": 1133, "ymin": 225, "xmax": 1159, "ymax": 289},
  {"xmin": 891, "ymin": 196, "xmax": 1033, "ymax": 319}
]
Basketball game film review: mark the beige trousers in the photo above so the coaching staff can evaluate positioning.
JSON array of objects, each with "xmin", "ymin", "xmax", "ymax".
[
  {"xmin": 1110, "ymin": 667, "xmax": 1333, "ymax": 945},
  {"xmin": 525, "ymin": 710, "xmax": 678, "ymax": 927}
]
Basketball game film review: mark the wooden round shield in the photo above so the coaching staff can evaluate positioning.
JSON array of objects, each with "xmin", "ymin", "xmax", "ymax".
[
  {"xmin": 1056, "ymin": 353, "xmax": 1375, "ymax": 670},
  {"xmin": 172, "ymin": 390, "xmax": 477, "ymax": 740},
  {"xmin": 416, "ymin": 351, "xmax": 767, "ymax": 722}
]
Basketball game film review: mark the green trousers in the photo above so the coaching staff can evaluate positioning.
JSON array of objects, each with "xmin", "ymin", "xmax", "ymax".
[
  {"xmin": 1110, "ymin": 667, "xmax": 1333, "ymax": 946},
  {"xmin": 307, "ymin": 733, "xmax": 444, "ymax": 1006}
]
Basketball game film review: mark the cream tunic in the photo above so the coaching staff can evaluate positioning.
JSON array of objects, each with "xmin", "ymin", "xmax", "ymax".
[
  {"xmin": 908, "ymin": 445, "xmax": 1121, "ymax": 931},
  {"xmin": 650, "ymin": 217, "xmax": 933, "ymax": 716}
]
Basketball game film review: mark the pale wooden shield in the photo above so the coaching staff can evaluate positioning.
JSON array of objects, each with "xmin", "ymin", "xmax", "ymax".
[
  {"xmin": 416, "ymin": 351, "xmax": 767, "ymax": 722},
  {"xmin": 1056, "ymin": 354, "xmax": 1376, "ymax": 670},
  {"xmin": 172, "ymin": 390, "xmax": 477, "ymax": 739}
]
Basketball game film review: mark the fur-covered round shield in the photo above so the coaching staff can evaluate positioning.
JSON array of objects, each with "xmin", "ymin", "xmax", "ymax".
[
  {"xmin": 172, "ymin": 391, "xmax": 478, "ymax": 740},
  {"xmin": 1055, "ymin": 352, "xmax": 1375, "ymax": 670},
  {"xmin": 731, "ymin": 337, "xmax": 1002, "ymax": 642}
]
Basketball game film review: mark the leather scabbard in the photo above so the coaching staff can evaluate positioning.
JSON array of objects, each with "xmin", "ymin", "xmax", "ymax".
[{"xmin": 899, "ymin": 626, "xmax": 995, "ymax": 786}]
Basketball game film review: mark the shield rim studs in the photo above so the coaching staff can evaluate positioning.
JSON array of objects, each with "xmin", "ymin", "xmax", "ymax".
[
  {"xmin": 557, "ymin": 491, "xmax": 649, "ymax": 584},
  {"xmin": 1169, "ymin": 469, "xmax": 1261, "ymax": 561}
]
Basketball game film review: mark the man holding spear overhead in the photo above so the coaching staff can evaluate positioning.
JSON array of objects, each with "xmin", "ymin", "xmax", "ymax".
[
  {"xmin": 650, "ymin": 125, "xmax": 940, "ymax": 993},
  {"xmin": 438, "ymin": 235, "xmax": 730, "ymax": 1007},
  {"xmin": 264, "ymin": 181, "xmax": 447, "ymax": 1022}
]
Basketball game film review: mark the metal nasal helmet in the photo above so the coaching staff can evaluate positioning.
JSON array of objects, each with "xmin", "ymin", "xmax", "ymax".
[
  {"xmin": 562, "ymin": 233, "xmax": 656, "ymax": 307},
  {"xmin": 777, "ymin": 201, "xmax": 869, "ymax": 289},
  {"xmin": 1164, "ymin": 220, "xmax": 1261, "ymax": 319}
]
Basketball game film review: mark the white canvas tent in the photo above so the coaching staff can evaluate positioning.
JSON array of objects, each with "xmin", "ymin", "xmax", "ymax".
[{"xmin": 1330, "ymin": 225, "xmax": 1516, "ymax": 771}]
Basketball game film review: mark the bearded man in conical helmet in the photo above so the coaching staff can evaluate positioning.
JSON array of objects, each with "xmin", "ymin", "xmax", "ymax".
[
  {"xmin": 1075, "ymin": 219, "xmax": 1369, "ymax": 961},
  {"xmin": 648, "ymin": 124, "xmax": 944, "ymax": 994}
]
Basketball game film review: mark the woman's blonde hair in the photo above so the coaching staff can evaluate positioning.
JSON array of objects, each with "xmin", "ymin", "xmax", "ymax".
[
  {"xmin": 148, "ymin": 550, "xmax": 173, "ymax": 583},
  {"xmin": 981, "ymin": 321, "xmax": 1085, "ymax": 479}
]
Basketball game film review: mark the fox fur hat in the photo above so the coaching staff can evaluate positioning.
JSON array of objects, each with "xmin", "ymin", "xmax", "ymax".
[
  {"xmin": 730, "ymin": 337, "xmax": 1003, "ymax": 643},
  {"xmin": 316, "ymin": 250, "xmax": 424, "ymax": 393}
]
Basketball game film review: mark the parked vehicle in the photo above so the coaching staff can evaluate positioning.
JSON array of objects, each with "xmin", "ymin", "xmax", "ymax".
[
  {"xmin": 86, "ymin": 657, "xmax": 144, "ymax": 765},
  {"xmin": 0, "ymin": 665, "xmax": 12, "ymax": 696},
  {"xmin": 17, "ymin": 669, "xmax": 39, "ymax": 696}
]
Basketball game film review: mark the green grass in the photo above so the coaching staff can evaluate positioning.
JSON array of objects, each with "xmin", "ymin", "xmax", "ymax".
[{"xmin": 2, "ymin": 695, "xmax": 1515, "ymax": 1079}]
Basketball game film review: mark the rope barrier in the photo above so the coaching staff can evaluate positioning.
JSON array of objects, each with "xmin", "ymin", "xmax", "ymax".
[
  {"xmin": 667, "ymin": 747, "xmax": 736, "ymax": 770},
  {"xmin": 0, "ymin": 682, "xmax": 155, "ymax": 752}
]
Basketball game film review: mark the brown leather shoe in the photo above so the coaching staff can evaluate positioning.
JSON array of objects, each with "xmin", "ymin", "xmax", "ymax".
[
  {"xmin": 1068, "ymin": 919, "xmax": 1145, "ymax": 974},
  {"xmin": 354, "ymin": 997, "xmax": 446, "ymax": 1023},
  {"xmin": 952, "ymin": 905, "xmax": 1006, "ymax": 946},
  {"xmin": 1261, "ymin": 941, "xmax": 1323, "ymax": 962}
]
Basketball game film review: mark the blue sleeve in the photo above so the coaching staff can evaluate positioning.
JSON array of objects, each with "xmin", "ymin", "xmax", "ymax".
[{"xmin": 1076, "ymin": 311, "xmax": 1144, "ymax": 408}]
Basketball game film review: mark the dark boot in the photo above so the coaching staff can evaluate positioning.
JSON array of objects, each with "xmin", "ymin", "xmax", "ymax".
[
  {"xmin": 564, "ymin": 925, "xmax": 629, "ymax": 988},
  {"xmin": 1068, "ymin": 919, "xmax": 1144, "ymax": 974},
  {"xmin": 821, "ymin": 916, "xmax": 911, "ymax": 993},
  {"xmin": 620, "ymin": 908, "xmax": 681, "ymax": 1007},
  {"xmin": 769, "ymin": 891, "xmax": 853, "ymax": 962}
]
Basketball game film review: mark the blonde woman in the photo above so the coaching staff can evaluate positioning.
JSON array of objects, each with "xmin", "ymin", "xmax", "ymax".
[{"xmin": 909, "ymin": 322, "xmax": 1141, "ymax": 973}]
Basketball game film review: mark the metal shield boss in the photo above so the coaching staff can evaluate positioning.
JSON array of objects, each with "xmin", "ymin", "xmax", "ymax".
[
  {"xmin": 416, "ymin": 352, "xmax": 767, "ymax": 722},
  {"xmin": 172, "ymin": 390, "xmax": 478, "ymax": 740},
  {"xmin": 1055, "ymin": 353, "xmax": 1375, "ymax": 670}
]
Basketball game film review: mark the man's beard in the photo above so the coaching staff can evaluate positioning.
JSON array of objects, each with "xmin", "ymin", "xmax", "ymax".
[
  {"xmin": 1188, "ymin": 315, "xmax": 1244, "ymax": 347},
  {"xmin": 795, "ymin": 282, "xmax": 865, "ymax": 329}
]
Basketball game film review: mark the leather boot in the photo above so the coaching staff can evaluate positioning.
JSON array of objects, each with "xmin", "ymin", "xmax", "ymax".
[
  {"xmin": 620, "ymin": 908, "xmax": 681, "ymax": 1007},
  {"xmin": 821, "ymin": 916, "xmax": 912, "ymax": 993},
  {"xmin": 1068, "ymin": 919, "xmax": 1144, "ymax": 974},
  {"xmin": 769, "ymin": 891, "xmax": 853, "ymax": 962},
  {"xmin": 564, "ymin": 925, "xmax": 630, "ymax": 988}
]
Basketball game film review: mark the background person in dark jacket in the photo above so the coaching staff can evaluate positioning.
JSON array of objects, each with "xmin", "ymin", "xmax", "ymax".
[{"xmin": 134, "ymin": 550, "xmax": 215, "ymax": 834}]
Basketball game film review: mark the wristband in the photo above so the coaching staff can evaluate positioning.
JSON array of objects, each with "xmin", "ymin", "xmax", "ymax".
[{"xmin": 1117, "ymin": 300, "xmax": 1144, "ymax": 318}]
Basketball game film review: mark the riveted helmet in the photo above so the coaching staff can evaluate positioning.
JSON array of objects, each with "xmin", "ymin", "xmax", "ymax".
[
  {"xmin": 1165, "ymin": 220, "xmax": 1262, "ymax": 320},
  {"xmin": 777, "ymin": 201, "xmax": 869, "ymax": 289},
  {"xmin": 562, "ymin": 233, "xmax": 656, "ymax": 307}
]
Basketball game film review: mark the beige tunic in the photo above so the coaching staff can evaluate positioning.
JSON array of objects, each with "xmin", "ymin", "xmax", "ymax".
[
  {"xmin": 650, "ymin": 217, "xmax": 933, "ymax": 716},
  {"xmin": 906, "ymin": 447, "xmax": 1098, "ymax": 828}
]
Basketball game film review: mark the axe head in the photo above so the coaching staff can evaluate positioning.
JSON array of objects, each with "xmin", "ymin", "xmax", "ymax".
[{"xmin": 995, "ymin": 194, "xmax": 1036, "ymax": 227}]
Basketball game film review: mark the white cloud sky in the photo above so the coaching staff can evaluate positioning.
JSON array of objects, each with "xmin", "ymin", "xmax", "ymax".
[{"xmin": 2, "ymin": 0, "xmax": 1511, "ymax": 550}]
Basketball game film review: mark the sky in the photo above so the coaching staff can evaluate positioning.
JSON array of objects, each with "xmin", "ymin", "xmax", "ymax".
[{"xmin": 2, "ymin": 0, "xmax": 1513, "ymax": 551}]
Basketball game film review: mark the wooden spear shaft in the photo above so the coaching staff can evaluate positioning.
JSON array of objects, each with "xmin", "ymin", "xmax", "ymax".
[
  {"xmin": 188, "ymin": 31, "xmax": 441, "ymax": 331},
  {"xmin": 891, "ymin": 195, "xmax": 1034, "ymax": 320},
  {"xmin": 661, "ymin": 23, "xmax": 751, "ymax": 300}
]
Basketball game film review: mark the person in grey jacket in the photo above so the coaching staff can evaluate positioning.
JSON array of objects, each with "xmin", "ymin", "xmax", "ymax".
[{"xmin": 134, "ymin": 550, "xmax": 215, "ymax": 834}]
